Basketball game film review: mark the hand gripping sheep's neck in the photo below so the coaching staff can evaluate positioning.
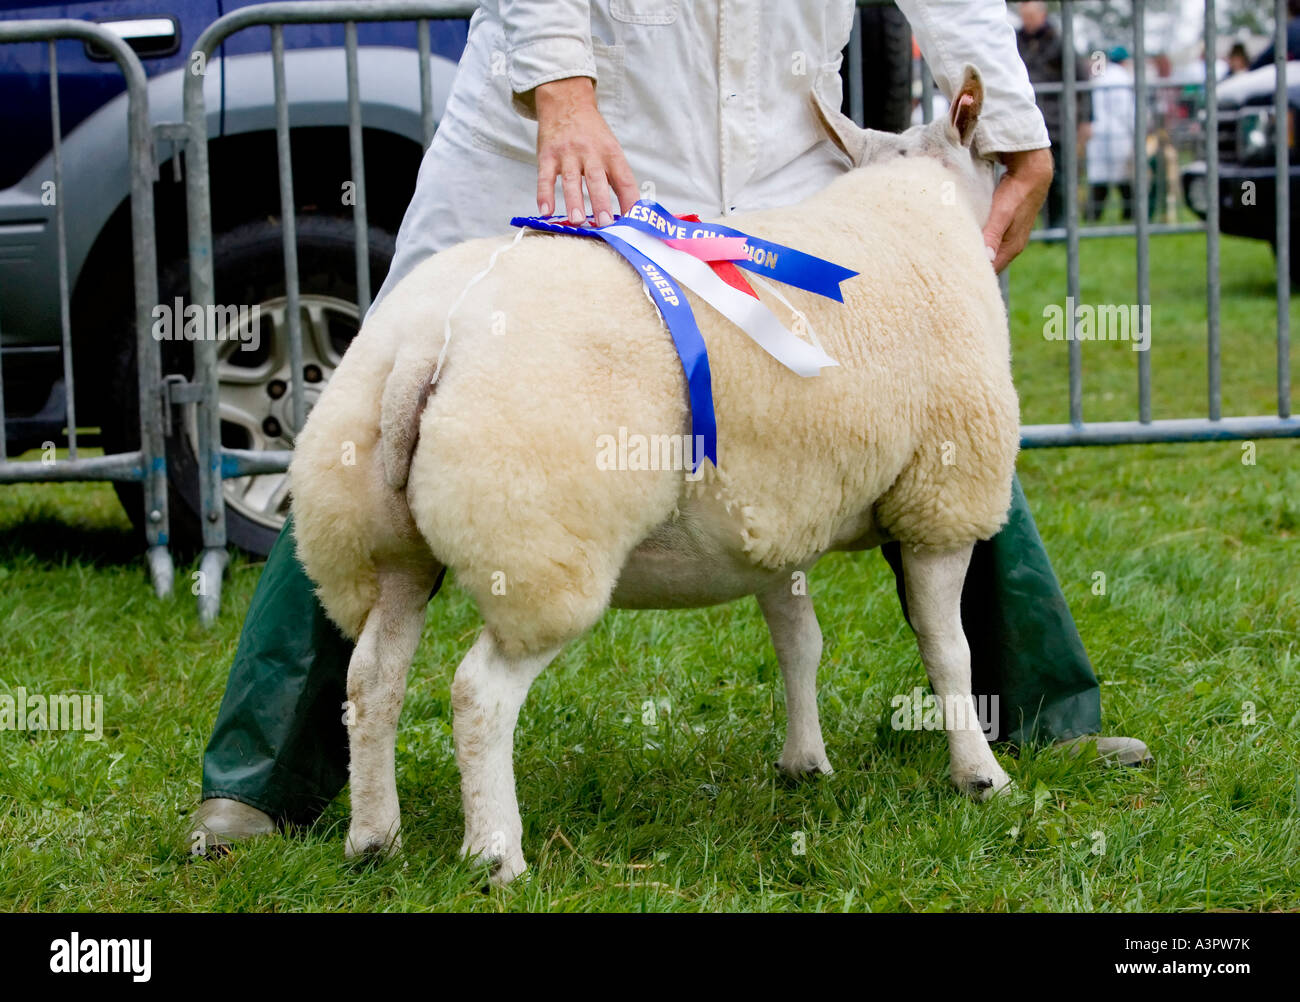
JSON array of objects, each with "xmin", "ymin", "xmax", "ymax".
[{"xmin": 289, "ymin": 65, "xmax": 1017, "ymax": 884}]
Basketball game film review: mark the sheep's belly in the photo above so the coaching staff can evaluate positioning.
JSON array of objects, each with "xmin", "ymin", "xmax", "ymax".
[
  {"xmin": 610, "ymin": 501, "xmax": 884, "ymax": 610},
  {"xmin": 612, "ymin": 538, "xmax": 788, "ymax": 609}
]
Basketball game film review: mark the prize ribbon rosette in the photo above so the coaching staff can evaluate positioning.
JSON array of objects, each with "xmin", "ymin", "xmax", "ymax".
[{"xmin": 510, "ymin": 201, "xmax": 857, "ymax": 472}]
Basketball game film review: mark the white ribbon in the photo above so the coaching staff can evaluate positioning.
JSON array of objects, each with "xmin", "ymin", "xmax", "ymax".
[
  {"xmin": 602, "ymin": 223, "xmax": 839, "ymax": 377},
  {"xmin": 433, "ymin": 226, "xmax": 527, "ymax": 385}
]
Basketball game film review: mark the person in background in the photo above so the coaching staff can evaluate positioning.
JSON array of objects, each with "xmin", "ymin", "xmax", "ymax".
[
  {"xmin": 1190, "ymin": 42, "xmax": 1229, "ymax": 83},
  {"xmin": 1085, "ymin": 46, "xmax": 1135, "ymax": 222},
  {"xmin": 1251, "ymin": 0, "xmax": 1300, "ymax": 70},
  {"xmin": 1016, "ymin": 0, "xmax": 1092, "ymax": 230},
  {"xmin": 1227, "ymin": 43, "xmax": 1251, "ymax": 75}
]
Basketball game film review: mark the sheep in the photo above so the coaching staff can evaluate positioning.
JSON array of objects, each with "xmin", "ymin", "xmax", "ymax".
[{"xmin": 289, "ymin": 65, "xmax": 1019, "ymax": 885}]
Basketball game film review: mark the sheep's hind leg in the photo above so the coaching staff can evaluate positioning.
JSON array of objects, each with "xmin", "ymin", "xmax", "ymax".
[
  {"xmin": 758, "ymin": 582, "xmax": 832, "ymax": 777},
  {"xmin": 451, "ymin": 630, "xmax": 560, "ymax": 886},
  {"xmin": 344, "ymin": 566, "xmax": 439, "ymax": 859},
  {"xmin": 898, "ymin": 543, "xmax": 1012, "ymax": 800}
]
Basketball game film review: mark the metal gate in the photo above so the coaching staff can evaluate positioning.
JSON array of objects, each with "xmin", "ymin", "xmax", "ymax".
[
  {"xmin": 162, "ymin": 0, "xmax": 1295, "ymax": 620},
  {"xmin": 0, "ymin": 19, "xmax": 173, "ymax": 598},
  {"xmin": 169, "ymin": 0, "xmax": 476, "ymax": 621},
  {"xmin": 847, "ymin": 0, "xmax": 1298, "ymax": 446},
  {"xmin": 1013, "ymin": 0, "xmax": 1296, "ymax": 446}
]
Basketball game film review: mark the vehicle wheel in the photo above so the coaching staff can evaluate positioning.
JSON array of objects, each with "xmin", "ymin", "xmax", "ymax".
[
  {"xmin": 104, "ymin": 214, "xmax": 395, "ymax": 557},
  {"xmin": 842, "ymin": 3, "xmax": 914, "ymax": 134}
]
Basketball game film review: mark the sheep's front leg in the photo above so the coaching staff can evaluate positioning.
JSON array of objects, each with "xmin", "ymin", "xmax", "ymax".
[
  {"xmin": 451, "ymin": 630, "xmax": 559, "ymax": 885},
  {"xmin": 344, "ymin": 568, "xmax": 436, "ymax": 859},
  {"xmin": 758, "ymin": 581, "xmax": 832, "ymax": 776},
  {"xmin": 898, "ymin": 543, "xmax": 1012, "ymax": 800}
]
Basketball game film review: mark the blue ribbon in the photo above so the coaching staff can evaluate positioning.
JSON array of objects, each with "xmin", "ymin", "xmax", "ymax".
[
  {"xmin": 509, "ymin": 212, "xmax": 718, "ymax": 471},
  {"xmin": 619, "ymin": 201, "xmax": 859, "ymax": 302},
  {"xmin": 509, "ymin": 201, "xmax": 857, "ymax": 471}
]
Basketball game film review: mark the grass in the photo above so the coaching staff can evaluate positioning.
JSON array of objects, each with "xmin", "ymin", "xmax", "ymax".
[{"xmin": 0, "ymin": 228, "xmax": 1297, "ymax": 912}]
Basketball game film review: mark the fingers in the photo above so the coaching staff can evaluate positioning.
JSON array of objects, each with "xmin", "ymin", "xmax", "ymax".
[
  {"xmin": 537, "ymin": 153, "xmax": 638, "ymax": 225},
  {"xmin": 981, "ymin": 213, "xmax": 1009, "ymax": 257},
  {"xmin": 982, "ymin": 191, "xmax": 1017, "ymax": 272},
  {"xmin": 585, "ymin": 165, "xmax": 614, "ymax": 227},
  {"xmin": 980, "ymin": 147, "xmax": 1053, "ymax": 272},
  {"xmin": 560, "ymin": 155, "xmax": 586, "ymax": 224},
  {"xmin": 608, "ymin": 152, "xmax": 640, "ymax": 215},
  {"xmin": 585, "ymin": 150, "xmax": 640, "ymax": 223},
  {"xmin": 537, "ymin": 154, "xmax": 557, "ymax": 217},
  {"xmin": 997, "ymin": 201, "xmax": 1036, "ymax": 271},
  {"xmin": 985, "ymin": 205, "xmax": 1030, "ymax": 274},
  {"xmin": 533, "ymin": 81, "xmax": 638, "ymax": 225},
  {"xmin": 588, "ymin": 150, "xmax": 640, "ymax": 225},
  {"xmin": 992, "ymin": 222, "xmax": 1028, "ymax": 273}
]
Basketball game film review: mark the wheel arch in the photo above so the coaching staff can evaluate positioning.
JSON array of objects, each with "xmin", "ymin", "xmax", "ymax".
[{"xmin": 71, "ymin": 119, "xmax": 424, "ymax": 420}]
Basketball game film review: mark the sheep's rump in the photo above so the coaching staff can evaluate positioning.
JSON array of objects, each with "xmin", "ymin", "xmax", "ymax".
[{"xmin": 291, "ymin": 158, "xmax": 1018, "ymax": 650}]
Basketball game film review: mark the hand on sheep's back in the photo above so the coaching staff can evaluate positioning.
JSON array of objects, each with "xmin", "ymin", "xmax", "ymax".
[
  {"xmin": 534, "ymin": 77, "xmax": 640, "ymax": 228},
  {"xmin": 983, "ymin": 147, "xmax": 1054, "ymax": 273}
]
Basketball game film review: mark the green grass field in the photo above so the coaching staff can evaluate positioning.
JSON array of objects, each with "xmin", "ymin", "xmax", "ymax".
[{"xmin": 1, "ymin": 229, "xmax": 1296, "ymax": 912}]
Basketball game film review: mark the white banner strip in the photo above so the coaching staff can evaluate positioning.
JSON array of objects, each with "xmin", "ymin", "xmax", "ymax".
[{"xmin": 603, "ymin": 224, "xmax": 839, "ymax": 377}]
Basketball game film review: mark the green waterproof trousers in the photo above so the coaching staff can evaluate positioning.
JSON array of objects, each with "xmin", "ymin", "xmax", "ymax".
[{"xmin": 202, "ymin": 474, "xmax": 1100, "ymax": 825}]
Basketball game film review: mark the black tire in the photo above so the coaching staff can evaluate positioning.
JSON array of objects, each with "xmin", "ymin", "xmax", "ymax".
[
  {"xmin": 841, "ymin": 3, "xmax": 915, "ymax": 134},
  {"xmin": 103, "ymin": 214, "xmax": 396, "ymax": 557}
]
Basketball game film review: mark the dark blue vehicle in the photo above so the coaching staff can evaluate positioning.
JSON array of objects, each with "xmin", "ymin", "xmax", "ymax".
[
  {"xmin": 0, "ymin": 1, "xmax": 468, "ymax": 553},
  {"xmin": 1182, "ymin": 61, "xmax": 1300, "ymax": 284}
]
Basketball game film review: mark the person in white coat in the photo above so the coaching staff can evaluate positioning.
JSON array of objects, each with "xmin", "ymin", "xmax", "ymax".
[
  {"xmin": 373, "ymin": 0, "xmax": 1055, "ymax": 302},
  {"xmin": 1085, "ymin": 46, "xmax": 1137, "ymax": 221},
  {"xmin": 192, "ymin": 0, "xmax": 1150, "ymax": 851}
]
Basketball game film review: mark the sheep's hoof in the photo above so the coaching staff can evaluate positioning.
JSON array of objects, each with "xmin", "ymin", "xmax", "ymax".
[
  {"xmin": 488, "ymin": 856, "xmax": 528, "ymax": 887},
  {"xmin": 460, "ymin": 841, "xmax": 527, "ymax": 887},
  {"xmin": 775, "ymin": 754, "xmax": 834, "ymax": 780},
  {"xmin": 954, "ymin": 769, "xmax": 1014, "ymax": 802},
  {"xmin": 345, "ymin": 827, "xmax": 401, "ymax": 861}
]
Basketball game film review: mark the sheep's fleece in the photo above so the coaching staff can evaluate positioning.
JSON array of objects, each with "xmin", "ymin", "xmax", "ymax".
[
  {"xmin": 289, "ymin": 68, "xmax": 1020, "ymax": 881},
  {"xmin": 293, "ymin": 169, "xmax": 1017, "ymax": 648}
]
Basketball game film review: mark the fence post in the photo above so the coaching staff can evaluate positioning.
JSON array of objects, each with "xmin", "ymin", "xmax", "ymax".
[
  {"xmin": 1276, "ymin": 0, "xmax": 1292, "ymax": 421},
  {"xmin": 0, "ymin": 19, "xmax": 174, "ymax": 598},
  {"xmin": 179, "ymin": 1, "xmax": 477, "ymax": 623},
  {"xmin": 182, "ymin": 25, "xmax": 228, "ymax": 624}
]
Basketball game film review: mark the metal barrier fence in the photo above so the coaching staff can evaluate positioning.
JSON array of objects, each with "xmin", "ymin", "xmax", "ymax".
[
  {"xmin": 0, "ymin": 1, "xmax": 1271, "ymax": 620},
  {"xmin": 1017, "ymin": 0, "xmax": 1293, "ymax": 446},
  {"xmin": 177, "ymin": 0, "xmax": 476, "ymax": 621},
  {"xmin": 0, "ymin": 19, "xmax": 173, "ymax": 598},
  {"xmin": 851, "ymin": 0, "xmax": 1298, "ymax": 448},
  {"xmin": 180, "ymin": 0, "xmax": 1298, "ymax": 621}
]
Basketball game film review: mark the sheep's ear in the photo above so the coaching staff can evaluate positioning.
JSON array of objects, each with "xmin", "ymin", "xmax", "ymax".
[
  {"xmin": 947, "ymin": 64, "xmax": 984, "ymax": 148},
  {"xmin": 811, "ymin": 85, "xmax": 872, "ymax": 166}
]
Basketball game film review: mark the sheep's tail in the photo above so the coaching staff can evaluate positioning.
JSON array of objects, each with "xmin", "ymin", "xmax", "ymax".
[
  {"xmin": 379, "ymin": 344, "xmax": 438, "ymax": 490},
  {"xmin": 380, "ymin": 228, "xmax": 528, "ymax": 490}
]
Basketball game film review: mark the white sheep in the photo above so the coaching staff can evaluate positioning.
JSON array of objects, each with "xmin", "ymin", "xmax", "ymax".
[{"xmin": 290, "ymin": 66, "xmax": 1019, "ymax": 885}]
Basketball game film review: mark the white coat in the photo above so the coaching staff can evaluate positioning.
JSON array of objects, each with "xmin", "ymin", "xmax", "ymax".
[
  {"xmin": 1086, "ymin": 60, "xmax": 1135, "ymax": 185},
  {"xmin": 371, "ymin": 0, "xmax": 1050, "ymax": 311}
]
